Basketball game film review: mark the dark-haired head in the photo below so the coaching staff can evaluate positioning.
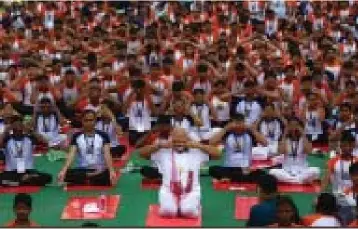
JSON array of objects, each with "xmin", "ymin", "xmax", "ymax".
[
  {"xmin": 82, "ymin": 109, "xmax": 97, "ymax": 132},
  {"xmin": 244, "ymin": 80, "xmax": 257, "ymax": 88},
  {"xmin": 197, "ymin": 63, "xmax": 208, "ymax": 74},
  {"xmin": 276, "ymin": 195, "xmax": 301, "ymax": 226},
  {"xmin": 340, "ymin": 102, "xmax": 352, "ymax": 111},
  {"xmin": 13, "ymin": 193, "xmax": 32, "ymax": 222},
  {"xmin": 14, "ymin": 193, "xmax": 32, "ymax": 209},
  {"xmin": 315, "ymin": 193, "xmax": 338, "ymax": 216},
  {"xmin": 257, "ymin": 174, "xmax": 278, "ymax": 200},
  {"xmin": 231, "ymin": 113, "xmax": 245, "ymax": 123},
  {"xmin": 172, "ymin": 81, "xmax": 185, "ymax": 92},
  {"xmin": 340, "ymin": 130, "xmax": 355, "ymax": 158}
]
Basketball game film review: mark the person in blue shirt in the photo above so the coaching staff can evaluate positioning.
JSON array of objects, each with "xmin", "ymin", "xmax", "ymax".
[{"xmin": 247, "ymin": 174, "xmax": 279, "ymax": 227}]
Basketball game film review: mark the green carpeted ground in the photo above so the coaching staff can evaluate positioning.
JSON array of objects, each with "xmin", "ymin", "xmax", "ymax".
[{"xmin": 0, "ymin": 151, "xmax": 328, "ymax": 227}]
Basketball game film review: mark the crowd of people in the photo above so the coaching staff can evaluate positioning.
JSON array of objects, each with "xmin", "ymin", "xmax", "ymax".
[{"xmin": 1, "ymin": 0, "xmax": 358, "ymax": 227}]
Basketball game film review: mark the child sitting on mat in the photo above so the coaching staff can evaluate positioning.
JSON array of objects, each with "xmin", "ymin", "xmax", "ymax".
[
  {"xmin": 57, "ymin": 109, "xmax": 117, "ymax": 186},
  {"xmin": 268, "ymin": 117, "xmax": 320, "ymax": 184},
  {"xmin": 0, "ymin": 116, "xmax": 52, "ymax": 187},
  {"xmin": 139, "ymin": 127, "xmax": 220, "ymax": 218},
  {"xmin": 5, "ymin": 193, "xmax": 39, "ymax": 227},
  {"xmin": 208, "ymin": 113, "xmax": 268, "ymax": 183}
]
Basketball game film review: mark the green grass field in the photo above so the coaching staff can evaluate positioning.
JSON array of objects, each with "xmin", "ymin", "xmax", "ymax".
[{"xmin": 0, "ymin": 151, "xmax": 328, "ymax": 227}]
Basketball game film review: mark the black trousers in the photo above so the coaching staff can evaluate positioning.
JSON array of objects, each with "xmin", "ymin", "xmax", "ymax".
[
  {"xmin": 0, "ymin": 169, "xmax": 52, "ymax": 187},
  {"xmin": 140, "ymin": 166, "xmax": 162, "ymax": 180},
  {"xmin": 209, "ymin": 166, "xmax": 266, "ymax": 183},
  {"xmin": 111, "ymin": 145, "xmax": 126, "ymax": 159},
  {"xmin": 64, "ymin": 168, "xmax": 110, "ymax": 186},
  {"xmin": 128, "ymin": 130, "xmax": 148, "ymax": 146}
]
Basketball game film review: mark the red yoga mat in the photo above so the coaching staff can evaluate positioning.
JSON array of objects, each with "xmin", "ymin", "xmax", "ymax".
[
  {"xmin": 141, "ymin": 179, "xmax": 161, "ymax": 190},
  {"xmin": 212, "ymin": 180, "xmax": 257, "ymax": 192},
  {"xmin": 0, "ymin": 186, "xmax": 41, "ymax": 194},
  {"xmin": 235, "ymin": 196, "xmax": 259, "ymax": 220},
  {"xmin": 146, "ymin": 205, "xmax": 201, "ymax": 227},
  {"xmin": 61, "ymin": 195, "xmax": 120, "ymax": 220},
  {"xmin": 278, "ymin": 182, "xmax": 321, "ymax": 193}
]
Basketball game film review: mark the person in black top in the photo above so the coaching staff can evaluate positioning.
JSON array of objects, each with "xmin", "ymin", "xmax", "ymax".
[
  {"xmin": 0, "ymin": 115, "xmax": 52, "ymax": 187},
  {"xmin": 57, "ymin": 109, "xmax": 116, "ymax": 186}
]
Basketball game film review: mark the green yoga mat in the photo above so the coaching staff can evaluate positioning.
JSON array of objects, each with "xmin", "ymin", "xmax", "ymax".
[{"xmin": 0, "ymin": 151, "xmax": 327, "ymax": 227}]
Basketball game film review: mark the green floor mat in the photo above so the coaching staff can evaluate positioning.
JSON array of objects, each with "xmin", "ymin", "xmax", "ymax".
[{"xmin": 0, "ymin": 151, "xmax": 328, "ymax": 227}]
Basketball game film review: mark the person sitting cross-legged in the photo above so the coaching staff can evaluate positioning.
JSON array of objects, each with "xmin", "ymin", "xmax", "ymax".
[
  {"xmin": 0, "ymin": 115, "xmax": 52, "ymax": 187},
  {"xmin": 57, "ymin": 109, "xmax": 117, "ymax": 186},
  {"xmin": 268, "ymin": 117, "xmax": 320, "ymax": 184},
  {"xmin": 33, "ymin": 97, "xmax": 68, "ymax": 149},
  {"xmin": 208, "ymin": 113, "xmax": 268, "ymax": 183}
]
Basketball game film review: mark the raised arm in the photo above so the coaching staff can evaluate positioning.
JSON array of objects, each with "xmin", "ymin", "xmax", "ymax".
[
  {"xmin": 138, "ymin": 141, "xmax": 171, "ymax": 160},
  {"xmin": 249, "ymin": 126, "xmax": 268, "ymax": 146},
  {"xmin": 208, "ymin": 123, "xmax": 232, "ymax": 145}
]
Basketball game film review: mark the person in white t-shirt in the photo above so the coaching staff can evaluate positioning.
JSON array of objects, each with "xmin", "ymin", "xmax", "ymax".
[
  {"xmin": 252, "ymin": 103, "xmax": 286, "ymax": 160},
  {"xmin": 208, "ymin": 113, "xmax": 268, "ymax": 183},
  {"xmin": 138, "ymin": 127, "xmax": 220, "ymax": 218},
  {"xmin": 269, "ymin": 117, "xmax": 320, "ymax": 184}
]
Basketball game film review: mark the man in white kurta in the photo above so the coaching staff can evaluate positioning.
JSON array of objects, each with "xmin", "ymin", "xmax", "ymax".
[
  {"xmin": 152, "ymin": 147, "xmax": 208, "ymax": 218},
  {"xmin": 139, "ymin": 128, "xmax": 220, "ymax": 218}
]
